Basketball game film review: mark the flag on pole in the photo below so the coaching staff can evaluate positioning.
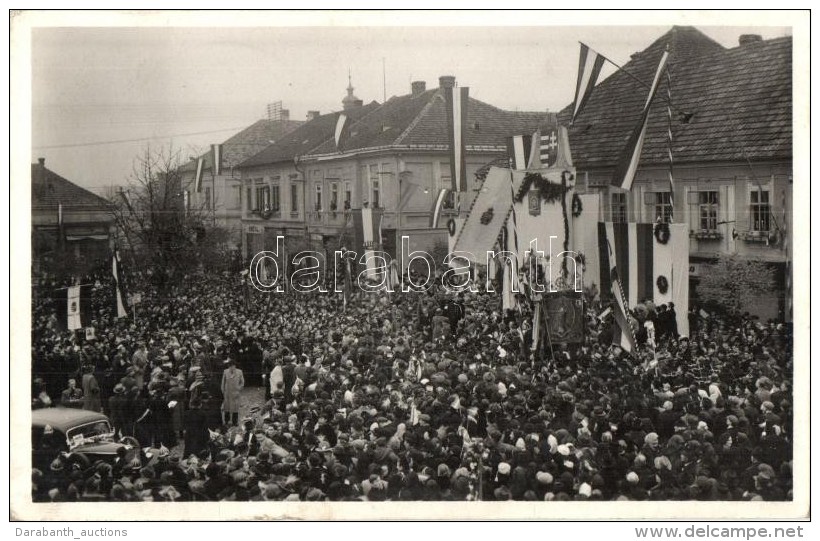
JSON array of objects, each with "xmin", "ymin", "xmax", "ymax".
[
  {"xmin": 608, "ymin": 261, "xmax": 637, "ymax": 352},
  {"xmin": 67, "ymin": 285, "xmax": 83, "ymax": 331},
  {"xmin": 56, "ymin": 284, "xmax": 90, "ymax": 331},
  {"xmin": 665, "ymin": 65, "xmax": 676, "ymax": 207},
  {"xmin": 444, "ymin": 86, "xmax": 469, "ymax": 192},
  {"xmin": 430, "ymin": 188, "xmax": 451, "ymax": 228},
  {"xmin": 572, "ymin": 43, "xmax": 606, "ymax": 124},
  {"xmin": 611, "ymin": 50, "xmax": 670, "ymax": 191},
  {"xmin": 334, "ymin": 113, "xmax": 348, "ymax": 149},
  {"xmin": 506, "ymin": 135, "xmax": 533, "ymax": 171},
  {"xmin": 112, "ymin": 250, "xmax": 129, "ymax": 318},
  {"xmin": 211, "ymin": 144, "xmax": 223, "ymax": 176},
  {"xmin": 194, "ymin": 157, "xmax": 205, "ymax": 193}
]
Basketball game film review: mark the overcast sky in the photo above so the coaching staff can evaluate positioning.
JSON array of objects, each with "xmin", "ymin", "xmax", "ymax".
[{"xmin": 19, "ymin": 12, "xmax": 795, "ymax": 192}]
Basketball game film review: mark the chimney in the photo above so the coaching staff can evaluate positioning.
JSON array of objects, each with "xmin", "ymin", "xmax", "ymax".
[
  {"xmin": 411, "ymin": 80, "xmax": 426, "ymax": 95},
  {"xmin": 38, "ymin": 157, "xmax": 45, "ymax": 168},
  {"xmin": 439, "ymin": 75, "xmax": 456, "ymax": 89},
  {"xmin": 739, "ymin": 34, "xmax": 762, "ymax": 46},
  {"xmin": 306, "ymin": 110, "xmax": 320, "ymax": 121},
  {"xmin": 280, "ymin": 109, "xmax": 290, "ymax": 121}
]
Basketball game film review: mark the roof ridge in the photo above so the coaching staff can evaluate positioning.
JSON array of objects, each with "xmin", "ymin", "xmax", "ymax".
[
  {"xmin": 302, "ymin": 102, "xmax": 384, "ymax": 157},
  {"xmin": 393, "ymin": 92, "xmax": 442, "ymax": 146}
]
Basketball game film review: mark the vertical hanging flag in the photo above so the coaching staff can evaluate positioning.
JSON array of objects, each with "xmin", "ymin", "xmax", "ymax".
[
  {"xmin": 527, "ymin": 130, "xmax": 542, "ymax": 169},
  {"xmin": 601, "ymin": 223, "xmax": 637, "ymax": 353},
  {"xmin": 112, "ymin": 250, "xmax": 129, "ymax": 319},
  {"xmin": 572, "ymin": 43, "xmax": 606, "ymax": 125},
  {"xmin": 506, "ymin": 135, "xmax": 533, "ymax": 171},
  {"xmin": 430, "ymin": 188, "xmax": 451, "ymax": 228},
  {"xmin": 211, "ymin": 144, "xmax": 223, "ymax": 176},
  {"xmin": 194, "ymin": 157, "xmax": 205, "ymax": 193},
  {"xmin": 334, "ymin": 113, "xmax": 348, "ymax": 149},
  {"xmin": 183, "ymin": 190, "xmax": 190, "ymax": 216},
  {"xmin": 67, "ymin": 285, "xmax": 83, "ymax": 331},
  {"xmin": 611, "ymin": 50, "xmax": 669, "ymax": 191},
  {"xmin": 444, "ymin": 86, "xmax": 469, "ymax": 192}
]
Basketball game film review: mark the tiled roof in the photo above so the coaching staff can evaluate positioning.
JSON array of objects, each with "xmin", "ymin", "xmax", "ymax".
[
  {"xmin": 557, "ymin": 27, "xmax": 792, "ymax": 168},
  {"xmin": 181, "ymin": 118, "xmax": 304, "ymax": 172},
  {"xmin": 31, "ymin": 162, "xmax": 112, "ymax": 210},
  {"xmin": 306, "ymin": 88, "xmax": 549, "ymax": 156},
  {"xmin": 239, "ymin": 102, "xmax": 380, "ymax": 168}
]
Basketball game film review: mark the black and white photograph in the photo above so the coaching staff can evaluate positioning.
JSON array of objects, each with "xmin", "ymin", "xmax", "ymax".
[{"xmin": 9, "ymin": 10, "xmax": 810, "ymax": 522}]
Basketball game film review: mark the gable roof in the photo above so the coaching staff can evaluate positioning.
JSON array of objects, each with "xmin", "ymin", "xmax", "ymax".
[
  {"xmin": 32, "ymin": 162, "xmax": 112, "ymax": 211},
  {"xmin": 180, "ymin": 118, "xmax": 304, "ymax": 172},
  {"xmin": 558, "ymin": 26, "xmax": 792, "ymax": 168},
  {"xmin": 238, "ymin": 102, "xmax": 380, "ymax": 168},
  {"xmin": 306, "ymin": 87, "xmax": 548, "ymax": 157}
]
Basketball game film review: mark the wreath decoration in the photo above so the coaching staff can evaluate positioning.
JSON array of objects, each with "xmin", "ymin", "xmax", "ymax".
[
  {"xmin": 447, "ymin": 218, "xmax": 457, "ymax": 237},
  {"xmin": 656, "ymin": 275, "xmax": 669, "ymax": 295},
  {"xmin": 571, "ymin": 193, "xmax": 583, "ymax": 217},
  {"xmin": 513, "ymin": 172, "xmax": 570, "ymax": 204},
  {"xmin": 480, "ymin": 207, "xmax": 495, "ymax": 226},
  {"xmin": 654, "ymin": 222, "xmax": 671, "ymax": 245}
]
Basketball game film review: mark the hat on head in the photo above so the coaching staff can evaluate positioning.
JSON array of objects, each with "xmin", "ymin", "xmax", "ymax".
[
  {"xmin": 113, "ymin": 383, "xmax": 126, "ymax": 394},
  {"xmin": 536, "ymin": 471, "xmax": 553, "ymax": 485},
  {"xmin": 626, "ymin": 471, "xmax": 640, "ymax": 484},
  {"xmin": 497, "ymin": 462, "xmax": 511, "ymax": 475}
]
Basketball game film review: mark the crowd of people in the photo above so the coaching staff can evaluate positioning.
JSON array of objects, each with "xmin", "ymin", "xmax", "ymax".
[{"xmin": 30, "ymin": 263, "xmax": 793, "ymax": 502}]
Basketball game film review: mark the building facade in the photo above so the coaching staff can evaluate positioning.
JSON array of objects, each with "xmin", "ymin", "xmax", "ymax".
[
  {"xmin": 238, "ymin": 76, "xmax": 549, "ymax": 268},
  {"xmin": 180, "ymin": 113, "xmax": 303, "ymax": 248},
  {"xmin": 560, "ymin": 27, "xmax": 792, "ymax": 320},
  {"xmin": 31, "ymin": 158, "xmax": 115, "ymax": 278}
]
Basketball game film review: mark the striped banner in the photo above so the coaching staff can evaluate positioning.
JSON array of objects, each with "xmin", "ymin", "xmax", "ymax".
[
  {"xmin": 572, "ymin": 43, "xmax": 606, "ymax": 124},
  {"xmin": 444, "ymin": 86, "xmax": 469, "ymax": 192},
  {"xmin": 506, "ymin": 135, "xmax": 533, "ymax": 171},
  {"xmin": 600, "ymin": 223, "xmax": 637, "ymax": 352},
  {"xmin": 611, "ymin": 50, "xmax": 669, "ymax": 191},
  {"xmin": 67, "ymin": 285, "xmax": 83, "ymax": 331},
  {"xmin": 334, "ymin": 113, "xmax": 348, "ymax": 149},
  {"xmin": 430, "ymin": 188, "xmax": 450, "ymax": 228},
  {"xmin": 194, "ymin": 157, "xmax": 204, "ymax": 193},
  {"xmin": 112, "ymin": 250, "xmax": 129, "ymax": 319},
  {"xmin": 598, "ymin": 222, "xmax": 663, "ymax": 307},
  {"xmin": 212, "ymin": 144, "xmax": 223, "ymax": 176}
]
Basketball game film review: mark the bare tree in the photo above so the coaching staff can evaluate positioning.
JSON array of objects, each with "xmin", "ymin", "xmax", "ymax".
[{"xmin": 109, "ymin": 143, "xmax": 232, "ymax": 289}]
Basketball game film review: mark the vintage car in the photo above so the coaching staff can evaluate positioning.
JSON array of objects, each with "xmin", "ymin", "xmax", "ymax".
[{"xmin": 31, "ymin": 407, "xmax": 139, "ymax": 471}]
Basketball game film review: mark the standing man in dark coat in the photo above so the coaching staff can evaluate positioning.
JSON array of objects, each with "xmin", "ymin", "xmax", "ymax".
[
  {"xmin": 184, "ymin": 398, "xmax": 209, "ymax": 459},
  {"xmin": 108, "ymin": 383, "xmax": 129, "ymax": 438}
]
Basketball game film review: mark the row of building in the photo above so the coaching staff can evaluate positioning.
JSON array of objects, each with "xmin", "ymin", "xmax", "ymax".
[{"xmin": 32, "ymin": 27, "xmax": 792, "ymax": 318}]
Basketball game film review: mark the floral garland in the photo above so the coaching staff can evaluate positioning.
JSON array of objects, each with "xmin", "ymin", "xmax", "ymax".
[
  {"xmin": 656, "ymin": 275, "xmax": 669, "ymax": 295},
  {"xmin": 654, "ymin": 222, "xmax": 671, "ymax": 245},
  {"xmin": 571, "ymin": 193, "xmax": 583, "ymax": 217},
  {"xmin": 513, "ymin": 172, "xmax": 570, "ymax": 204}
]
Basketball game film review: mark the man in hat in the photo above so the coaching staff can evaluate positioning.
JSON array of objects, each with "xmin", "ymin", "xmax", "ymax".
[
  {"xmin": 221, "ymin": 358, "xmax": 244, "ymax": 426},
  {"xmin": 108, "ymin": 384, "xmax": 129, "ymax": 437},
  {"xmin": 81, "ymin": 364, "xmax": 102, "ymax": 412}
]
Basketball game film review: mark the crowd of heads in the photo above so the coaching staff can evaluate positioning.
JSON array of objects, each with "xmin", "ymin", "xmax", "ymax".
[{"xmin": 31, "ymin": 263, "xmax": 793, "ymax": 502}]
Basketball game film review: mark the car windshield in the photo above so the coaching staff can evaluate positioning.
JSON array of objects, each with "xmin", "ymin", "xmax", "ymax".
[{"xmin": 65, "ymin": 420, "xmax": 113, "ymax": 446}]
